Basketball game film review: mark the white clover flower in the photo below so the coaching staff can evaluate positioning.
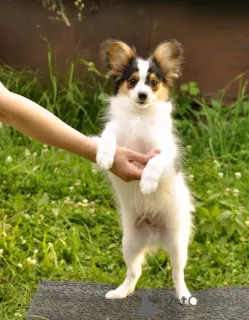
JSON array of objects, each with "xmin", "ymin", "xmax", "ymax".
[
  {"xmin": 189, "ymin": 174, "xmax": 194, "ymax": 181},
  {"xmin": 25, "ymin": 149, "xmax": 31, "ymax": 157},
  {"xmin": 89, "ymin": 208, "xmax": 95, "ymax": 214},
  {"xmin": 14, "ymin": 312, "xmax": 22, "ymax": 317},
  {"xmin": 233, "ymin": 189, "xmax": 239, "ymax": 197},
  {"xmin": 6, "ymin": 156, "xmax": 12, "ymax": 163},
  {"xmin": 48, "ymin": 242, "xmax": 53, "ymax": 248},
  {"xmin": 17, "ymin": 263, "xmax": 23, "ymax": 268},
  {"xmin": 235, "ymin": 172, "xmax": 241, "ymax": 179},
  {"xmin": 69, "ymin": 186, "xmax": 74, "ymax": 191},
  {"xmin": 83, "ymin": 199, "xmax": 88, "ymax": 203},
  {"xmin": 27, "ymin": 257, "xmax": 36, "ymax": 265},
  {"xmin": 225, "ymin": 188, "xmax": 230, "ymax": 192},
  {"xmin": 34, "ymin": 249, "xmax": 38, "ymax": 254},
  {"xmin": 218, "ymin": 172, "xmax": 224, "ymax": 178},
  {"xmin": 0, "ymin": 249, "xmax": 3, "ymax": 256},
  {"xmin": 245, "ymin": 221, "xmax": 249, "ymax": 227},
  {"xmin": 186, "ymin": 145, "xmax": 192, "ymax": 149},
  {"xmin": 75, "ymin": 180, "xmax": 81, "ymax": 186},
  {"xmin": 21, "ymin": 239, "xmax": 27, "ymax": 245},
  {"xmin": 43, "ymin": 144, "xmax": 48, "ymax": 149},
  {"xmin": 213, "ymin": 160, "xmax": 221, "ymax": 168}
]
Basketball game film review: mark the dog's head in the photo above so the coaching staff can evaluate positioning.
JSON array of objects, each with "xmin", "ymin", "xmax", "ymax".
[{"xmin": 101, "ymin": 39, "xmax": 183, "ymax": 109}]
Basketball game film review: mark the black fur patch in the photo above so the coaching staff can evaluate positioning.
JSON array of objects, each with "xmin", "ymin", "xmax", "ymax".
[
  {"xmin": 145, "ymin": 60, "xmax": 164, "ymax": 85},
  {"xmin": 113, "ymin": 58, "xmax": 139, "ymax": 94}
]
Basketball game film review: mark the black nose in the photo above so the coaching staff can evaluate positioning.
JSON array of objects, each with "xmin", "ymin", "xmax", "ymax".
[{"xmin": 138, "ymin": 92, "xmax": 148, "ymax": 101}]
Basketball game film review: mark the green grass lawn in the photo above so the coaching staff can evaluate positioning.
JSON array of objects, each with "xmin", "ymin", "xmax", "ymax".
[{"xmin": 1, "ymin": 64, "xmax": 249, "ymax": 319}]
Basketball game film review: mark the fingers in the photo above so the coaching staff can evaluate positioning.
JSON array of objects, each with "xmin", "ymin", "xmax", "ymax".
[
  {"xmin": 126, "ymin": 165, "xmax": 143, "ymax": 181},
  {"xmin": 127, "ymin": 149, "xmax": 161, "ymax": 164}
]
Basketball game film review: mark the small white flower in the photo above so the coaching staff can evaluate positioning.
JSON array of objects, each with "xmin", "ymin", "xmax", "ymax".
[
  {"xmin": 225, "ymin": 188, "xmax": 230, "ymax": 192},
  {"xmin": 17, "ymin": 263, "xmax": 23, "ymax": 268},
  {"xmin": 21, "ymin": 239, "xmax": 27, "ymax": 245},
  {"xmin": 186, "ymin": 145, "xmax": 192, "ymax": 151},
  {"xmin": 89, "ymin": 208, "xmax": 95, "ymax": 214},
  {"xmin": 189, "ymin": 174, "xmax": 194, "ymax": 181},
  {"xmin": 48, "ymin": 242, "xmax": 53, "ymax": 248},
  {"xmin": 245, "ymin": 221, "xmax": 249, "ymax": 226},
  {"xmin": 14, "ymin": 312, "xmax": 22, "ymax": 317},
  {"xmin": 43, "ymin": 144, "xmax": 48, "ymax": 148},
  {"xmin": 213, "ymin": 160, "xmax": 221, "ymax": 168},
  {"xmin": 83, "ymin": 199, "xmax": 88, "ymax": 203},
  {"xmin": 235, "ymin": 172, "xmax": 241, "ymax": 179},
  {"xmin": 233, "ymin": 189, "xmax": 239, "ymax": 197},
  {"xmin": 25, "ymin": 149, "xmax": 31, "ymax": 157},
  {"xmin": 27, "ymin": 257, "xmax": 36, "ymax": 265},
  {"xmin": 33, "ymin": 152, "xmax": 37, "ymax": 157},
  {"xmin": 69, "ymin": 186, "xmax": 74, "ymax": 191},
  {"xmin": 75, "ymin": 180, "xmax": 81, "ymax": 186},
  {"xmin": 106, "ymin": 211, "xmax": 110, "ymax": 215},
  {"xmin": 34, "ymin": 249, "xmax": 38, "ymax": 254},
  {"xmin": 218, "ymin": 172, "xmax": 224, "ymax": 178},
  {"xmin": 0, "ymin": 122, "xmax": 3, "ymax": 128},
  {"xmin": 6, "ymin": 156, "xmax": 12, "ymax": 163},
  {"xmin": 0, "ymin": 249, "xmax": 3, "ymax": 254}
]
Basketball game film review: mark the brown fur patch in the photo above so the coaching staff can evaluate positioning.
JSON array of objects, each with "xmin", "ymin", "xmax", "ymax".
[
  {"xmin": 155, "ymin": 82, "xmax": 169, "ymax": 101},
  {"xmin": 100, "ymin": 40, "xmax": 136, "ymax": 80},
  {"xmin": 150, "ymin": 40, "xmax": 183, "ymax": 86},
  {"xmin": 148, "ymin": 73, "xmax": 169, "ymax": 101},
  {"xmin": 119, "ymin": 72, "xmax": 140, "ymax": 95}
]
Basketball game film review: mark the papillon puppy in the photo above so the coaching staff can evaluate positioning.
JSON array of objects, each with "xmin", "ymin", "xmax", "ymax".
[{"xmin": 95, "ymin": 39, "xmax": 196, "ymax": 305}]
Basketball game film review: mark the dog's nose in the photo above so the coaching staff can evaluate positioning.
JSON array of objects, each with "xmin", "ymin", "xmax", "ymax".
[{"xmin": 138, "ymin": 92, "xmax": 148, "ymax": 101}]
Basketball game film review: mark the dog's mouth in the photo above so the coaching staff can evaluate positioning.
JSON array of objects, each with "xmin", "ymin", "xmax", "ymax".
[{"xmin": 134, "ymin": 100, "xmax": 152, "ymax": 109}]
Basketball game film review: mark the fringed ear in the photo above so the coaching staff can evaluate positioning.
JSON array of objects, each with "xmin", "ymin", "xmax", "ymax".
[
  {"xmin": 100, "ymin": 39, "xmax": 136, "ymax": 80},
  {"xmin": 150, "ymin": 40, "xmax": 183, "ymax": 86}
]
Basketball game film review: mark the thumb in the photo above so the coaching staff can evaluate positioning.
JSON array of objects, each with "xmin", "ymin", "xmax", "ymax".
[
  {"xmin": 128, "ymin": 149, "xmax": 161, "ymax": 164},
  {"xmin": 128, "ymin": 151, "xmax": 152, "ymax": 164}
]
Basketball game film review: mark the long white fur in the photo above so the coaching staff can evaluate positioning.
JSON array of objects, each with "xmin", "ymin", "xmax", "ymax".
[{"xmin": 95, "ymin": 58, "xmax": 197, "ymax": 305}]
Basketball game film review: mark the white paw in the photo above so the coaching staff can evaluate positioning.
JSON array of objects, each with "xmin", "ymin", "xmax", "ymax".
[
  {"xmin": 178, "ymin": 293, "xmax": 197, "ymax": 306},
  {"xmin": 105, "ymin": 288, "xmax": 128, "ymax": 299},
  {"xmin": 140, "ymin": 178, "xmax": 159, "ymax": 195},
  {"xmin": 96, "ymin": 152, "xmax": 114, "ymax": 170}
]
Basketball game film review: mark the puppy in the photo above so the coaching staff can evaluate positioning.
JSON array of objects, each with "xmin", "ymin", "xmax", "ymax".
[{"xmin": 95, "ymin": 39, "xmax": 196, "ymax": 305}]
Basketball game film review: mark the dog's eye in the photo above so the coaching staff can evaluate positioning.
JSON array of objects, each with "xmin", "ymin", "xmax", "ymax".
[
  {"xmin": 151, "ymin": 79, "xmax": 158, "ymax": 88},
  {"xmin": 129, "ymin": 78, "xmax": 137, "ymax": 87}
]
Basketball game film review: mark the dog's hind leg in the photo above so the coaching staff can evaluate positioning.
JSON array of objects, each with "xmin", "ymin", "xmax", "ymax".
[
  {"xmin": 164, "ymin": 201, "xmax": 197, "ymax": 306},
  {"xmin": 105, "ymin": 222, "xmax": 147, "ymax": 299}
]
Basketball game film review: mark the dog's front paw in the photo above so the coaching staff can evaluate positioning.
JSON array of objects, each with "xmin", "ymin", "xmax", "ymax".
[
  {"xmin": 140, "ymin": 177, "xmax": 159, "ymax": 195},
  {"xmin": 140, "ymin": 159, "xmax": 162, "ymax": 194},
  {"xmin": 96, "ymin": 151, "xmax": 115, "ymax": 170}
]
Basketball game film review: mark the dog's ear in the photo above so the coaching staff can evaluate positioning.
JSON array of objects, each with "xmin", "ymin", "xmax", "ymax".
[
  {"xmin": 100, "ymin": 40, "xmax": 136, "ymax": 79},
  {"xmin": 150, "ymin": 40, "xmax": 183, "ymax": 86}
]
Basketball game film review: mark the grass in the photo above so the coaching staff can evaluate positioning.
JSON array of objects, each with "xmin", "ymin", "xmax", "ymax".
[{"xmin": 1, "ymin": 59, "xmax": 249, "ymax": 319}]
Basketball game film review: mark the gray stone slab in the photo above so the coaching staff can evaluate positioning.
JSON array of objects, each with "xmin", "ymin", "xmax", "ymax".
[{"xmin": 26, "ymin": 281, "xmax": 249, "ymax": 320}]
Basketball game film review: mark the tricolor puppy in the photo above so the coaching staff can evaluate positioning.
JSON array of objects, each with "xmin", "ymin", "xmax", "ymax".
[{"xmin": 95, "ymin": 39, "xmax": 196, "ymax": 305}]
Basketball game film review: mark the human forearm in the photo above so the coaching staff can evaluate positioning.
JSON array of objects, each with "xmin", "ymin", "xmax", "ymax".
[{"xmin": 0, "ymin": 88, "xmax": 97, "ymax": 162}]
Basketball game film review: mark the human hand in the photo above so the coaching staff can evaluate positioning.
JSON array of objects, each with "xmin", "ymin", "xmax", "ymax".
[{"xmin": 109, "ymin": 146, "xmax": 160, "ymax": 182}]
